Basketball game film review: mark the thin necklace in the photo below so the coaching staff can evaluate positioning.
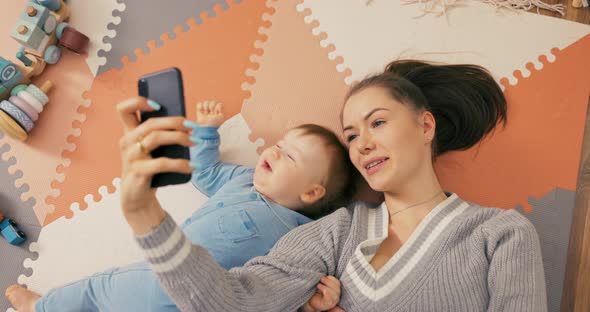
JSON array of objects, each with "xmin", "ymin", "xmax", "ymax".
[{"xmin": 389, "ymin": 191, "xmax": 445, "ymax": 220}]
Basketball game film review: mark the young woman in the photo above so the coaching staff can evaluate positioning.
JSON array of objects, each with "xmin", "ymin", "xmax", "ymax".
[{"xmin": 18, "ymin": 60, "xmax": 546, "ymax": 311}]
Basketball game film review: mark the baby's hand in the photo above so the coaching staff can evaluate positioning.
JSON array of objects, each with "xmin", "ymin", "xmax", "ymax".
[
  {"xmin": 196, "ymin": 101, "xmax": 224, "ymax": 127},
  {"xmin": 302, "ymin": 276, "xmax": 343, "ymax": 312}
]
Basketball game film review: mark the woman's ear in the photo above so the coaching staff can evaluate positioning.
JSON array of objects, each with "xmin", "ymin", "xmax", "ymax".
[
  {"xmin": 422, "ymin": 111, "xmax": 436, "ymax": 143},
  {"xmin": 300, "ymin": 184, "xmax": 327, "ymax": 204}
]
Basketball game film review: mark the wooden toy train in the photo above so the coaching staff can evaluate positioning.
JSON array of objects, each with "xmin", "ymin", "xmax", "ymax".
[{"xmin": 0, "ymin": 0, "xmax": 88, "ymax": 141}]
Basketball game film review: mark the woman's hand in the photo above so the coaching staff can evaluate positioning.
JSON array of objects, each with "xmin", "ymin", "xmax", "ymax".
[{"xmin": 116, "ymin": 96, "xmax": 195, "ymax": 234}]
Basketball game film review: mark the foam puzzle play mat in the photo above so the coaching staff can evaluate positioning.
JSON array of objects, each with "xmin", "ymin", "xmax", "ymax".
[{"xmin": 0, "ymin": 0, "xmax": 589, "ymax": 311}]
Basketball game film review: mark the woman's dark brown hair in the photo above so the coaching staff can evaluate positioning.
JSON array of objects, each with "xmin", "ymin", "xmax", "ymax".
[{"xmin": 344, "ymin": 60, "xmax": 507, "ymax": 157}]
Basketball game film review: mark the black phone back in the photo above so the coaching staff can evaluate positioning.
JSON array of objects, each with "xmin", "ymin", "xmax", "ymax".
[{"xmin": 138, "ymin": 68, "xmax": 191, "ymax": 188}]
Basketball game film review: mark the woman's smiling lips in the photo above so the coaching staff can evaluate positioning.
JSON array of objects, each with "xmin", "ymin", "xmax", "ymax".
[{"xmin": 362, "ymin": 157, "xmax": 389, "ymax": 175}]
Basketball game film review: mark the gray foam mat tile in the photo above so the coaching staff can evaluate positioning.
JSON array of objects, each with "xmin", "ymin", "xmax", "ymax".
[
  {"xmin": 518, "ymin": 188, "xmax": 576, "ymax": 312},
  {"xmin": 96, "ymin": 0, "xmax": 232, "ymax": 76},
  {"xmin": 0, "ymin": 136, "xmax": 41, "ymax": 311}
]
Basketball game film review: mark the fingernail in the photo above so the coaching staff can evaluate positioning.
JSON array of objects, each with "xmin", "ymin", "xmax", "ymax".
[
  {"xmin": 147, "ymin": 99, "xmax": 161, "ymax": 110},
  {"xmin": 183, "ymin": 120, "xmax": 199, "ymax": 129},
  {"xmin": 189, "ymin": 162, "xmax": 199, "ymax": 169},
  {"xmin": 189, "ymin": 136, "xmax": 201, "ymax": 144}
]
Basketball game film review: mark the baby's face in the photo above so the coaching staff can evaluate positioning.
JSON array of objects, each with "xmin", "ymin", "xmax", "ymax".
[{"xmin": 253, "ymin": 129, "xmax": 332, "ymax": 209}]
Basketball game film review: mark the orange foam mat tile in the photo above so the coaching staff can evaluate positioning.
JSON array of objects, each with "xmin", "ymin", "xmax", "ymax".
[
  {"xmin": 436, "ymin": 34, "xmax": 590, "ymax": 213},
  {"xmin": 241, "ymin": 0, "xmax": 351, "ymax": 152},
  {"xmin": 43, "ymin": 0, "xmax": 274, "ymax": 225},
  {"xmin": 0, "ymin": 50, "xmax": 93, "ymax": 225}
]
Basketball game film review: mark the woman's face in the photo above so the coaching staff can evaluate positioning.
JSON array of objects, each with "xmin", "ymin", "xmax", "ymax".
[{"xmin": 342, "ymin": 86, "xmax": 434, "ymax": 192}]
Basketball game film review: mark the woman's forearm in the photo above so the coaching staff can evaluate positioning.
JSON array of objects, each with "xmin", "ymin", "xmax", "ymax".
[{"xmin": 133, "ymin": 210, "xmax": 350, "ymax": 311}]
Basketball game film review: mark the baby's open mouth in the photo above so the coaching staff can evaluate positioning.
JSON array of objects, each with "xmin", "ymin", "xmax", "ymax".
[{"xmin": 263, "ymin": 160, "xmax": 273, "ymax": 172}]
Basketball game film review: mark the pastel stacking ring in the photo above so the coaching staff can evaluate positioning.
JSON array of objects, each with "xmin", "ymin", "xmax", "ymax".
[
  {"xmin": 10, "ymin": 84, "xmax": 27, "ymax": 97},
  {"xmin": 25, "ymin": 84, "xmax": 49, "ymax": 106},
  {"xmin": 0, "ymin": 110, "xmax": 28, "ymax": 141},
  {"xmin": 9, "ymin": 96, "xmax": 39, "ymax": 121},
  {"xmin": 17, "ymin": 90, "xmax": 43, "ymax": 113},
  {"xmin": 0, "ymin": 100, "xmax": 34, "ymax": 132}
]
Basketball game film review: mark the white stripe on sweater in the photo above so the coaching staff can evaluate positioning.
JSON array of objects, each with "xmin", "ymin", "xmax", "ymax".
[
  {"xmin": 375, "ymin": 194, "xmax": 459, "ymax": 276},
  {"xmin": 151, "ymin": 237, "xmax": 192, "ymax": 273},
  {"xmin": 375, "ymin": 201, "xmax": 470, "ymax": 300},
  {"xmin": 346, "ymin": 195, "xmax": 466, "ymax": 301},
  {"xmin": 143, "ymin": 226, "xmax": 184, "ymax": 260},
  {"xmin": 346, "ymin": 255, "xmax": 379, "ymax": 300}
]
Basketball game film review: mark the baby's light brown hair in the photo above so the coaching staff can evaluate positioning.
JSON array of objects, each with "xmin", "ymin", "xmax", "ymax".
[{"xmin": 293, "ymin": 124, "xmax": 356, "ymax": 220}]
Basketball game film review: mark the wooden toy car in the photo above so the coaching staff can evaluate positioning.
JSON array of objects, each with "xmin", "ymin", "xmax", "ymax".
[
  {"xmin": 0, "ymin": 213, "xmax": 26, "ymax": 246},
  {"xmin": 12, "ymin": 0, "xmax": 89, "ymax": 67}
]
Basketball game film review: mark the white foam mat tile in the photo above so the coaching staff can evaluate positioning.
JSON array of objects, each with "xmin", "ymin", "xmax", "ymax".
[
  {"xmin": 297, "ymin": 0, "xmax": 590, "ymax": 85},
  {"xmin": 218, "ymin": 113, "xmax": 265, "ymax": 168},
  {"xmin": 17, "ymin": 178, "xmax": 207, "ymax": 294},
  {"xmin": 67, "ymin": 0, "xmax": 126, "ymax": 76}
]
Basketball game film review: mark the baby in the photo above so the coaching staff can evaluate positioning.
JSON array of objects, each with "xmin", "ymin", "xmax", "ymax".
[{"xmin": 6, "ymin": 101, "xmax": 351, "ymax": 312}]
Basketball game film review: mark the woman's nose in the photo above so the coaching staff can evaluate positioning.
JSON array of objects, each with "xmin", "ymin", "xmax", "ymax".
[{"xmin": 357, "ymin": 134, "xmax": 375, "ymax": 154}]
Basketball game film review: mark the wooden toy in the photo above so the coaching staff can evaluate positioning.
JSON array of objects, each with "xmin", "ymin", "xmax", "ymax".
[
  {"xmin": 0, "ymin": 0, "xmax": 88, "ymax": 141},
  {"xmin": 0, "ymin": 213, "xmax": 26, "ymax": 246},
  {"xmin": 0, "ymin": 80, "xmax": 52, "ymax": 141}
]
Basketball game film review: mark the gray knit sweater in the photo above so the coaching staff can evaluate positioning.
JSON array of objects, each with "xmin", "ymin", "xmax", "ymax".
[{"xmin": 135, "ymin": 193, "xmax": 547, "ymax": 311}]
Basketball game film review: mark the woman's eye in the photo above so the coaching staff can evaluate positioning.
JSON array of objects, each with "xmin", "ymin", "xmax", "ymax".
[
  {"xmin": 287, "ymin": 154, "xmax": 295, "ymax": 161},
  {"xmin": 346, "ymin": 134, "xmax": 358, "ymax": 143},
  {"xmin": 372, "ymin": 120, "xmax": 385, "ymax": 128}
]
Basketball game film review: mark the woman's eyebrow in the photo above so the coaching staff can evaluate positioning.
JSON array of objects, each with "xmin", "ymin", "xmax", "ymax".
[{"xmin": 343, "ymin": 108, "xmax": 390, "ymax": 132}]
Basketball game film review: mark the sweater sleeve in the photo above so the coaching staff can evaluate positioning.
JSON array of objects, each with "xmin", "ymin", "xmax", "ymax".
[
  {"xmin": 484, "ymin": 209, "xmax": 548, "ymax": 312},
  {"xmin": 134, "ymin": 208, "xmax": 352, "ymax": 312}
]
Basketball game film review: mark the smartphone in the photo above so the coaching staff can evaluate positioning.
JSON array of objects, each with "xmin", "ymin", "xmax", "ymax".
[{"xmin": 138, "ymin": 67, "xmax": 191, "ymax": 188}]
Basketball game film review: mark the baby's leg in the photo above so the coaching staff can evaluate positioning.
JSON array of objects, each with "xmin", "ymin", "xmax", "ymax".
[{"xmin": 34, "ymin": 262, "xmax": 179, "ymax": 312}]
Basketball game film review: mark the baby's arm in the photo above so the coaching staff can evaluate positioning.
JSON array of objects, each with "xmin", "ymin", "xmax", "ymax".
[
  {"xmin": 189, "ymin": 101, "xmax": 251, "ymax": 197},
  {"xmin": 302, "ymin": 276, "xmax": 343, "ymax": 312}
]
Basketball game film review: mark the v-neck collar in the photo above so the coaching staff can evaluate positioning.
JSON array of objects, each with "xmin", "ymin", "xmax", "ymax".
[
  {"xmin": 345, "ymin": 193, "xmax": 471, "ymax": 302},
  {"xmin": 373, "ymin": 193, "xmax": 459, "ymax": 241}
]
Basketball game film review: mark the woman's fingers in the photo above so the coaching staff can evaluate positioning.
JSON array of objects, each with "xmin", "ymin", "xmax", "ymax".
[
  {"xmin": 117, "ymin": 96, "xmax": 196, "ymax": 145},
  {"xmin": 136, "ymin": 130, "xmax": 195, "ymax": 155},
  {"xmin": 121, "ymin": 116, "xmax": 193, "ymax": 150},
  {"xmin": 133, "ymin": 115, "xmax": 192, "ymax": 138},
  {"xmin": 128, "ymin": 157, "xmax": 194, "ymax": 180},
  {"xmin": 116, "ymin": 97, "xmax": 156, "ymax": 133},
  {"xmin": 328, "ymin": 306, "xmax": 345, "ymax": 312},
  {"xmin": 122, "ymin": 130, "xmax": 195, "ymax": 161}
]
